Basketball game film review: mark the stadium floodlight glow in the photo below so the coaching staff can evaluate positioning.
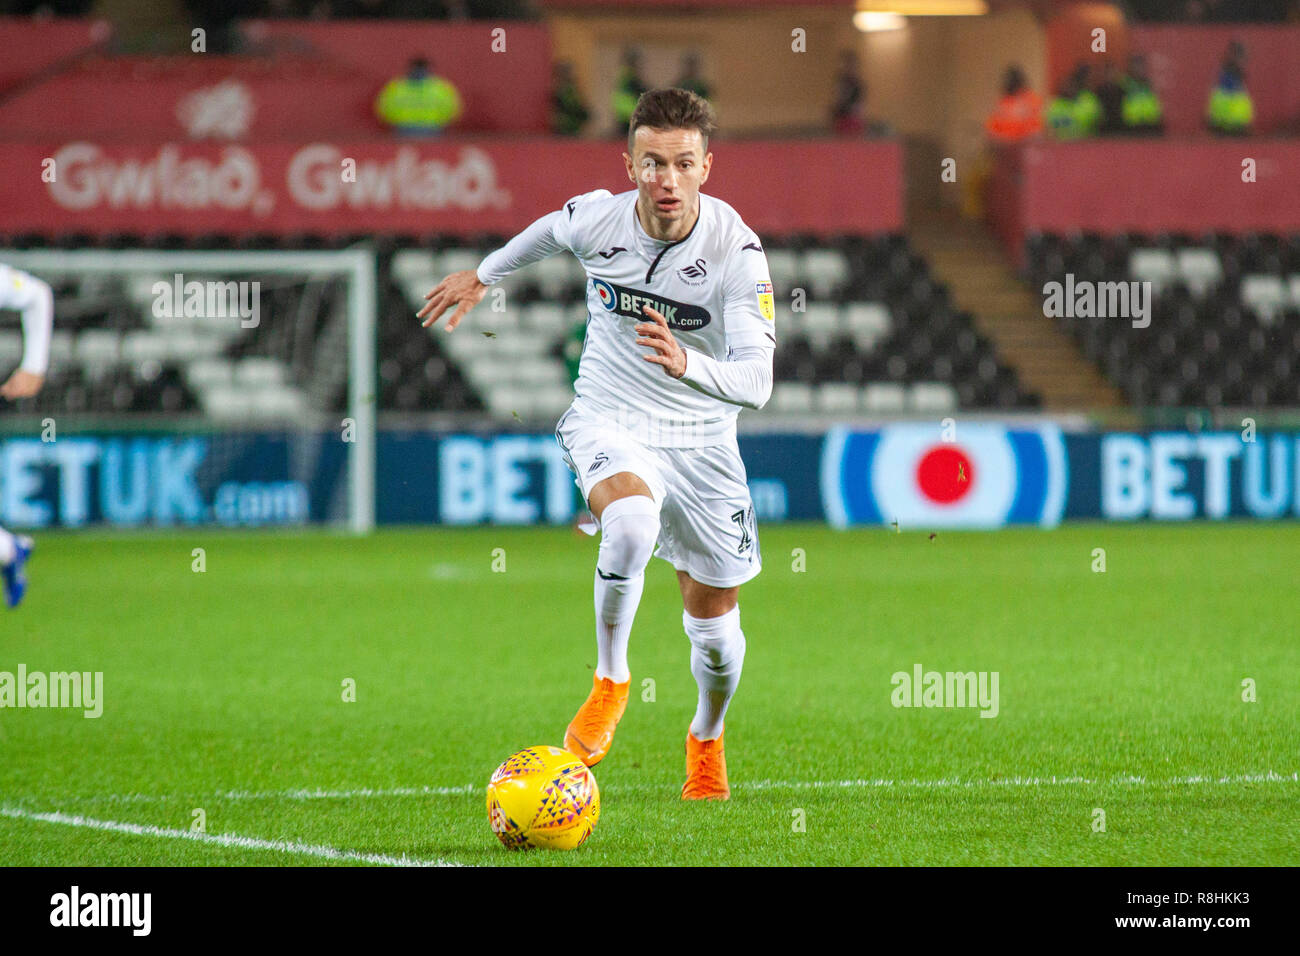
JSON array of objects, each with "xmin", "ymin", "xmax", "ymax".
[
  {"xmin": 857, "ymin": 0, "xmax": 989, "ymax": 15},
  {"xmin": 854, "ymin": 11, "xmax": 907, "ymax": 31}
]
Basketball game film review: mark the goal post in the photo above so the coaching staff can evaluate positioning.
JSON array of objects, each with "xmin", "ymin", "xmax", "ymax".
[{"xmin": 0, "ymin": 247, "xmax": 377, "ymax": 534}]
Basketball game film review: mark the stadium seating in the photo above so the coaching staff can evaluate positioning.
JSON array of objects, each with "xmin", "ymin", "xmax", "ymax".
[
  {"xmin": 1025, "ymin": 231, "xmax": 1300, "ymax": 407},
  {"xmin": 0, "ymin": 232, "xmax": 1037, "ymax": 420}
]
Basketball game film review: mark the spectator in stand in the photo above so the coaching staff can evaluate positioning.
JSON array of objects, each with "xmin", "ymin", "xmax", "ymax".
[
  {"xmin": 674, "ymin": 52, "xmax": 712, "ymax": 101},
  {"xmin": 1121, "ymin": 54, "xmax": 1164, "ymax": 135},
  {"xmin": 374, "ymin": 55, "xmax": 462, "ymax": 137},
  {"xmin": 1045, "ymin": 63, "xmax": 1100, "ymax": 140},
  {"xmin": 611, "ymin": 47, "xmax": 648, "ymax": 136},
  {"xmin": 1096, "ymin": 60, "xmax": 1127, "ymax": 135},
  {"xmin": 1207, "ymin": 40, "xmax": 1254, "ymax": 135},
  {"xmin": 551, "ymin": 61, "xmax": 589, "ymax": 137},
  {"xmin": 830, "ymin": 50, "xmax": 865, "ymax": 137},
  {"xmin": 985, "ymin": 65, "xmax": 1043, "ymax": 142}
]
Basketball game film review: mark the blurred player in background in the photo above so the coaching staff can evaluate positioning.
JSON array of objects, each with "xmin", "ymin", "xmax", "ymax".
[
  {"xmin": 0, "ymin": 262, "xmax": 53, "ymax": 609},
  {"xmin": 418, "ymin": 89, "xmax": 775, "ymax": 800}
]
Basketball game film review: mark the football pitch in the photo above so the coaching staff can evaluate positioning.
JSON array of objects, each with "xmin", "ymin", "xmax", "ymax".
[{"xmin": 2, "ymin": 522, "xmax": 1296, "ymax": 867}]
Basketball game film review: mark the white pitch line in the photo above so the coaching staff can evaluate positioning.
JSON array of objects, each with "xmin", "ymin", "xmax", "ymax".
[
  {"xmin": 18, "ymin": 770, "xmax": 1298, "ymax": 807},
  {"xmin": 0, "ymin": 805, "xmax": 461, "ymax": 867}
]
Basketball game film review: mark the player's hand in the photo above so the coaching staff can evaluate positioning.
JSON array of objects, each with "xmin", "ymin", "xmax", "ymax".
[
  {"xmin": 417, "ymin": 270, "xmax": 488, "ymax": 332},
  {"xmin": 0, "ymin": 370, "xmax": 44, "ymax": 399},
  {"xmin": 636, "ymin": 305, "xmax": 686, "ymax": 379}
]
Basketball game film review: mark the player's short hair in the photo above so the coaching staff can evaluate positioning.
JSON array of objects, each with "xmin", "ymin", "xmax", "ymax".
[{"xmin": 627, "ymin": 88, "xmax": 717, "ymax": 155}]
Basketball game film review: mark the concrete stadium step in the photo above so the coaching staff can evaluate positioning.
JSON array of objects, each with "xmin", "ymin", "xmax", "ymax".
[{"xmin": 908, "ymin": 211, "xmax": 1123, "ymax": 411}]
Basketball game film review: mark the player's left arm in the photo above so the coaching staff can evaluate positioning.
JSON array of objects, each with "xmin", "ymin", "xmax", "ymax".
[
  {"xmin": 636, "ymin": 235, "xmax": 775, "ymax": 410},
  {"xmin": 0, "ymin": 267, "xmax": 53, "ymax": 400}
]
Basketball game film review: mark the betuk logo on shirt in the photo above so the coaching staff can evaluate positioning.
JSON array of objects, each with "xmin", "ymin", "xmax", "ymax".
[{"xmin": 591, "ymin": 278, "xmax": 712, "ymax": 330}]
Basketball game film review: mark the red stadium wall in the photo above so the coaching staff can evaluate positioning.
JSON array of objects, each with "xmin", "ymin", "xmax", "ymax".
[
  {"xmin": 240, "ymin": 19, "xmax": 553, "ymax": 134},
  {"xmin": 987, "ymin": 140, "xmax": 1300, "ymax": 262},
  {"xmin": 0, "ymin": 21, "xmax": 551, "ymax": 139},
  {"xmin": 0, "ymin": 139, "xmax": 901, "ymax": 238},
  {"xmin": 0, "ymin": 17, "xmax": 112, "ymax": 97}
]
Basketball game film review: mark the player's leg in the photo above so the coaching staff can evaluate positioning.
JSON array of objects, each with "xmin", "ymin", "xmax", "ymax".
[
  {"xmin": 555, "ymin": 409, "xmax": 669, "ymax": 766},
  {"xmin": 587, "ymin": 471, "xmax": 658, "ymax": 684},
  {"xmin": 678, "ymin": 572, "xmax": 745, "ymax": 800},
  {"xmin": 564, "ymin": 472, "xmax": 661, "ymax": 765},
  {"xmin": 0, "ymin": 525, "xmax": 34, "ymax": 609},
  {"xmin": 653, "ymin": 440, "xmax": 760, "ymax": 800}
]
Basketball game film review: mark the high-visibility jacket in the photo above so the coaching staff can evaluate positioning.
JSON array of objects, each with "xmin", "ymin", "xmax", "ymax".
[
  {"xmin": 1121, "ymin": 79, "xmax": 1163, "ymax": 128},
  {"xmin": 612, "ymin": 68, "xmax": 646, "ymax": 125},
  {"xmin": 375, "ymin": 75, "xmax": 462, "ymax": 130},
  {"xmin": 1046, "ymin": 90, "xmax": 1100, "ymax": 140},
  {"xmin": 1208, "ymin": 84, "xmax": 1253, "ymax": 132},
  {"xmin": 986, "ymin": 89, "xmax": 1043, "ymax": 141}
]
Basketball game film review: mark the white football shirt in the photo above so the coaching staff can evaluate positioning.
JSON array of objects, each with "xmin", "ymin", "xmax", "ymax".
[{"xmin": 478, "ymin": 189, "xmax": 776, "ymax": 447}]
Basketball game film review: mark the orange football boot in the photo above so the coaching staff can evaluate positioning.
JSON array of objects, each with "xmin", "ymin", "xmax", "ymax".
[
  {"xmin": 682, "ymin": 729, "xmax": 730, "ymax": 800},
  {"xmin": 564, "ymin": 674, "xmax": 630, "ymax": 767}
]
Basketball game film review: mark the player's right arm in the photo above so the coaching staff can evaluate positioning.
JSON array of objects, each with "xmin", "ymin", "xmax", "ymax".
[
  {"xmin": 0, "ymin": 264, "xmax": 53, "ymax": 400},
  {"xmin": 417, "ymin": 189, "xmax": 608, "ymax": 331}
]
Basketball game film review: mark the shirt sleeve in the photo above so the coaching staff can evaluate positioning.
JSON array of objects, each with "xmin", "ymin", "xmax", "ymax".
[
  {"xmin": 720, "ymin": 233, "xmax": 777, "ymax": 352},
  {"xmin": 679, "ymin": 344, "xmax": 773, "ymax": 410},
  {"xmin": 0, "ymin": 267, "xmax": 54, "ymax": 375},
  {"xmin": 475, "ymin": 188, "xmax": 611, "ymax": 285}
]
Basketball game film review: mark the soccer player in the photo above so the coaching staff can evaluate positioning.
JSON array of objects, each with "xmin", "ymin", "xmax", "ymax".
[
  {"xmin": 0, "ymin": 262, "xmax": 53, "ymax": 608},
  {"xmin": 417, "ymin": 89, "xmax": 775, "ymax": 800}
]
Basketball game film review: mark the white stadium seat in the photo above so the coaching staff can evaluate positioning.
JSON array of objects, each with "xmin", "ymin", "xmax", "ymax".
[
  {"xmin": 433, "ymin": 249, "xmax": 483, "ymax": 277},
  {"xmin": 862, "ymin": 383, "xmax": 907, "ymax": 414},
  {"xmin": 771, "ymin": 382, "xmax": 814, "ymax": 414},
  {"xmin": 799, "ymin": 303, "xmax": 841, "ymax": 353},
  {"xmin": 121, "ymin": 331, "xmax": 170, "ymax": 365},
  {"xmin": 186, "ymin": 358, "xmax": 234, "ymax": 388},
  {"xmin": 1175, "ymin": 248, "xmax": 1223, "ymax": 298},
  {"xmin": 800, "ymin": 249, "xmax": 850, "ymax": 299},
  {"xmin": 816, "ymin": 382, "xmax": 859, "ymax": 415},
  {"xmin": 1128, "ymin": 248, "xmax": 1177, "ymax": 292},
  {"xmin": 391, "ymin": 250, "xmax": 436, "ymax": 282},
  {"xmin": 1240, "ymin": 274, "xmax": 1287, "ymax": 325},
  {"xmin": 234, "ymin": 357, "xmax": 288, "ymax": 387},
  {"xmin": 908, "ymin": 382, "xmax": 958, "ymax": 413},
  {"xmin": 523, "ymin": 303, "xmax": 572, "ymax": 334},
  {"xmin": 842, "ymin": 302, "xmax": 891, "ymax": 351},
  {"xmin": 75, "ymin": 330, "xmax": 121, "ymax": 367}
]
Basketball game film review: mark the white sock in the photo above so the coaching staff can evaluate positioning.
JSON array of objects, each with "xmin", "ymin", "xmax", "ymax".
[
  {"xmin": 685, "ymin": 605, "xmax": 746, "ymax": 741},
  {"xmin": 592, "ymin": 495, "xmax": 660, "ymax": 683},
  {"xmin": 0, "ymin": 528, "xmax": 15, "ymax": 566}
]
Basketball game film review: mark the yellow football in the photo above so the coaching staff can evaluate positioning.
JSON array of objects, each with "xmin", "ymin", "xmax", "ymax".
[{"xmin": 486, "ymin": 745, "xmax": 601, "ymax": 850}]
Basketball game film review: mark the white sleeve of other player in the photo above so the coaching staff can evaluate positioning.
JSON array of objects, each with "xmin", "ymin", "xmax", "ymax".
[
  {"xmin": 0, "ymin": 267, "xmax": 54, "ymax": 375},
  {"xmin": 720, "ymin": 237, "xmax": 777, "ymax": 352},
  {"xmin": 475, "ymin": 189, "xmax": 612, "ymax": 285}
]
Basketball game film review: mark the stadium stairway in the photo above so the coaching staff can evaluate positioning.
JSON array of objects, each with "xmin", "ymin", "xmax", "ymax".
[{"xmin": 908, "ymin": 211, "xmax": 1124, "ymax": 413}]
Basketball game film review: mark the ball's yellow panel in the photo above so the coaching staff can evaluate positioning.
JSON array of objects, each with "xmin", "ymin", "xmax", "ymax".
[{"xmin": 486, "ymin": 746, "xmax": 600, "ymax": 850}]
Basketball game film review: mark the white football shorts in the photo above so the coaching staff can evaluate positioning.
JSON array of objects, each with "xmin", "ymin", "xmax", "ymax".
[{"xmin": 555, "ymin": 406, "xmax": 762, "ymax": 589}]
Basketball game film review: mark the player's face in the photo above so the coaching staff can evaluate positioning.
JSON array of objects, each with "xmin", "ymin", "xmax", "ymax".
[{"xmin": 625, "ymin": 127, "xmax": 712, "ymax": 235}]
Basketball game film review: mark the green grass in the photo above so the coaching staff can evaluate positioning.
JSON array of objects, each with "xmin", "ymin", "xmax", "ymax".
[{"xmin": 1, "ymin": 523, "xmax": 1296, "ymax": 866}]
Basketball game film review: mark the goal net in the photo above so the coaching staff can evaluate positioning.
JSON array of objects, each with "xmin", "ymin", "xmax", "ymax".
[{"xmin": 0, "ymin": 248, "xmax": 376, "ymax": 533}]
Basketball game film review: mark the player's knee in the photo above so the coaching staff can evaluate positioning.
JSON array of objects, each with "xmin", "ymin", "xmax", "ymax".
[
  {"xmin": 596, "ymin": 494, "xmax": 660, "ymax": 579},
  {"xmin": 684, "ymin": 606, "xmax": 746, "ymax": 673}
]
